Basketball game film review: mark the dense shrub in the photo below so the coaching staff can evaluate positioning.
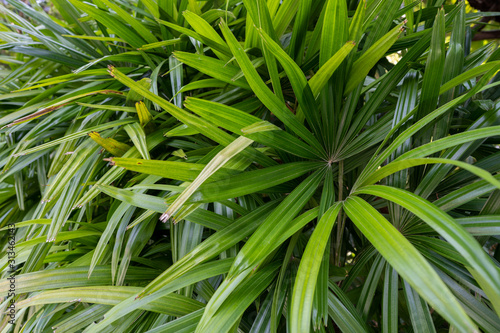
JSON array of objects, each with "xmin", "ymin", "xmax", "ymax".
[{"xmin": 1, "ymin": 0, "xmax": 499, "ymax": 332}]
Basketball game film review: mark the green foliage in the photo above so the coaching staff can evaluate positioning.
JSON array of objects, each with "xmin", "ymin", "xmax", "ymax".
[{"xmin": 1, "ymin": 0, "xmax": 500, "ymax": 332}]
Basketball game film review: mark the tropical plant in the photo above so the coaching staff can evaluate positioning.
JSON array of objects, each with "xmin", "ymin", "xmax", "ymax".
[{"xmin": 1, "ymin": 0, "xmax": 500, "ymax": 332}]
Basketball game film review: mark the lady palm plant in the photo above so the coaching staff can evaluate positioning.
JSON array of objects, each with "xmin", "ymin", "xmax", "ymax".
[{"xmin": 1, "ymin": 0, "xmax": 500, "ymax": 332}]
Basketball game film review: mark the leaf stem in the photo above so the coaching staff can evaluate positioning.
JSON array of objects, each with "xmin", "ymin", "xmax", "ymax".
[{"xmin": 335, "ymin": 160, "xmax": 344, "ymax": 266}]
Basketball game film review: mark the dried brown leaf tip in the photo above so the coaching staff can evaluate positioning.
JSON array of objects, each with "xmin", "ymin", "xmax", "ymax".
[
  {"xmin": 2, "ymin": 103, "xmax": 69, "ymax": 129},
  {"xmin": 100, "ymin": 89, "xmax": 123, "ymax": 95},
  {"xmin": 159, "ymin": 212, "xmax": 170, "ymax": 223},
  {"xmin": 103, "ymin": 157, "xmax": 116, "ymax": 166},
  {"xmin": 400, "ymin": 19, "xmax": 408, "ymax": 33},
  {"xmin": 107, "ymin": 65, "xmax": 116, "ymax": 77}
]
